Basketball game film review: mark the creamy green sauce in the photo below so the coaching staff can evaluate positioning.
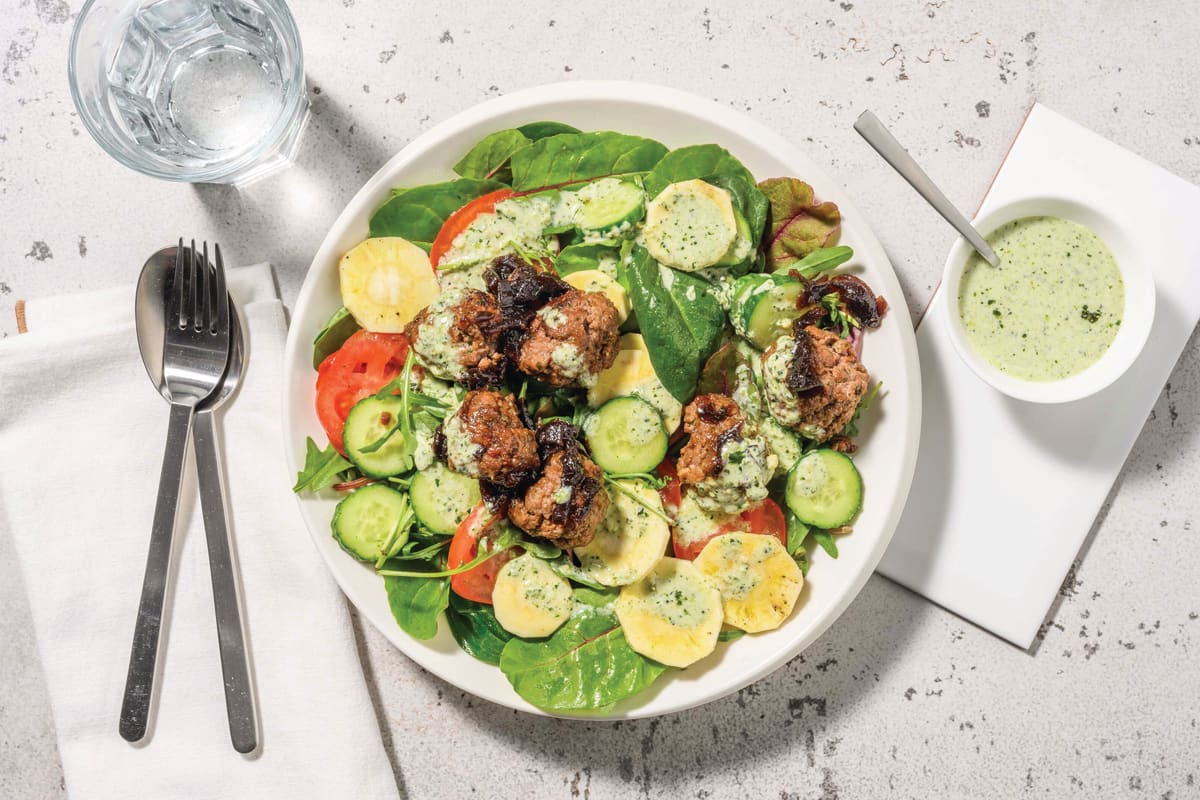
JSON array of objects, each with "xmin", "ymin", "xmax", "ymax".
[
  {"xmin": 501, "ymin": 555, "xmax": 573, "ymax": 619},
  {"xmin": 642, "ymin": 566, "xmax": 719, "ymax": 627},
  {"xmin": 957, "ymin": 216, "xmax": 1124, "ymax": 381},
  {"xmin": 692, "ymin": 435, "xmax": 775, "ymax": 514}
]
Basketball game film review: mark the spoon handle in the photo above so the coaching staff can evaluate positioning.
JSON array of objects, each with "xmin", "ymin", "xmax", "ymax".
[
  {"xmin": 193, "ymin": 409, "xmax": 259, "ymax": 754},
  {"xmin": 854, "ymin": 110, "xmax": 1000, "ymax": 267},
  {"xmin": 120, "ymin": 401, "xmax": 192, "ymax": 743}
]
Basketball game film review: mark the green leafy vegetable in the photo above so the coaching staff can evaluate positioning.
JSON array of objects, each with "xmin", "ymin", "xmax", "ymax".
[
  {"xmin": 785, "ymin": 509, "xmax": 810, "ymax": 557},
  {"xmin": 758, "ymin": 178, "xmax": 841, "ymax": 271},
  {"xmin": 369, "ymin": 178, "xmax": 507, "ymax": 245},
  {"xmin": 520, "ymin": 537, "xmax": 562, "ymax": 560},
  {"xmin": 510, "ymin": 131, "xmax": 668, "ymax": 191},
  {"xmin": 642, "ymin": 144, "xmax": 756, "ymax": 198},
  {"xmin": 624, "ymin": 245, "xmax": 726, "ymax": 403},
  {"xmin": 293, "ymin": 437, "xmax": 353, "ymax": 493},
  {"xmin": 704, "ymin": 173, "xmax": 769, "ymax": 249},
  {"xmin": 553, "ymin": 243, "xmax": 619, "ymax": 276},
  {"xmin": 573, "ymin": 585, "xmax": 619, "ymax": 608},
  {"xmin": 718, "ymin": 628, "xmax": 746, "ymax": 643},
  {"xmin": 384, "ymin": 563, "xmax": 450, "ymax": 640},
  {"xmin": 453, "ymin": 129, "xmax": 530, "ymax": 183},
  {"xmin": 812, "ymin": 529, "xmax": 839, "ymax": 559},
  {"xmin": 773, "ymin": 245, "xmax": 854, "ymax": 279},
  {"xmin": 445, "ymin": 594, "xmax": 512, "ymax": 665},
  {"xmin": 312, "ymin": 306, "xmax": 360, "ymax": 369},
  {"xmin": 696, "ymin": 342, "xmax": 750, "ymax": 396},
  {"xmin": 499, "ymin": 608, "xmax": 667, "ymax": 712},
  {"xmin": 516, "ymin": 121, "xmax": 581, "ymax": 141}
]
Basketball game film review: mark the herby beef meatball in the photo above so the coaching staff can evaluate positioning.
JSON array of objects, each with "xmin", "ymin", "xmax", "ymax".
[
  {"xmin": 761, "ymin": 325, "xmax": 869, "ymax": 443},
  {"xmin": 439, "ymin": 390, "xmax": 538, "ymax": 488},
  {"xmin": 405, "ymin": 288, "xmax": 505, "ymax": 386},
  {"xmin": 677, "ymin": 394, "xmax": 774, "ymax": 514},
  {"xmin": 516, "ymin": 288, "xmax": 620, "ymax": 388},
  {"xmin": 508, "ymin": 421, "xmax": 609, "ymax": 548}
]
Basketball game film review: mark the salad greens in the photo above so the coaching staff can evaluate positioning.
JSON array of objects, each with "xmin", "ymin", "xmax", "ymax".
[
  {"xmin": 445, "ymin": 594, "xmax": 512, "ymax": 665},
  {"xmin": 509, "ymin": 131, "xmax": 668, "ymax": 190},
  {"xmin": 384, "ymin": 564, "xmax": 450, "ymax": 641},
  {"xmin": 293, "ymin": 437, "xmax": 353, "ymax": 493},
  {"xmin": 369, "ymin": 178, "xmax": 507, "ymax": 245},
  {"xmin": 759, "ymin": 177, "xmax": 842, "ymax": 270}
]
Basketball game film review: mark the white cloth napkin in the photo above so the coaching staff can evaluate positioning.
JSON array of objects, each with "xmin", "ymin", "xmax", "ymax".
[{"xmin": 0, "ymin": 265, "xmax": 399, "ymax": 799}]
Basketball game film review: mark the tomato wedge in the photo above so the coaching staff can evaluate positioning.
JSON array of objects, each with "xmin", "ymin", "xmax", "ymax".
[
  {"xmin": 315, "ymin": 331, "xmax": 409, "ymax": 454},
  {"xmin": 671, "ymin": 497, "xmax": 788, "ymax": 560},
  {"xmin": 657, "ymin": 457, "xmax": 681, "ymax": 516},
  {"xmin": 447, "ymin": 503, "xmax": 519, "ymax": 604},
  {"xmin": 429, "ymin": 189, "xmax": 516, "ymax": 268}
]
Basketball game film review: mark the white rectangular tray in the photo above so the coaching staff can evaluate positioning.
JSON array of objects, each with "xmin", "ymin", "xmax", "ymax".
[{"xmin": 877, "ymin": 104, "xmax": 1200, "ymax": 647}]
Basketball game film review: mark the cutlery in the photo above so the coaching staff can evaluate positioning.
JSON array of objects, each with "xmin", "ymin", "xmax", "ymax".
[
  {"xmin": 133, "ymin": 245, "xmax": 258, "ymax": 752},
  {"xmin": 853, "ymin": 109, "xmax": 1001, "ymax": 267},
  {"xmin": 121, "ymin": 241, "xmax": 232, "ymax": 744}
]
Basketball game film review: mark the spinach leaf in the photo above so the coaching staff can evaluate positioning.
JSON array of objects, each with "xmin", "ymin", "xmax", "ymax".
[
  {"xmin": 573, "ymin": 585, "xmax": 619, "ymax": 608},
  {"xmin": 717, "ymin": 628, "xmax": 746, "ymax": 643},
  {"xmin": 625, "ymin": 246, "xmax": 726, "ymax": 404},
  {"xmin": 453, "ymin": 129, "xmax": 530, "ymax": 183},
  {"xmin": 704, "ymin": 173, "xmax": 769, "ymax": 249},
  {"xmin": 384, "ymin": 563, "xmax": 450, "ymax": 640},
  {"xmin": 517, "ymin": 121, "xmax": 581, "ymax": 141},
  {"xmin": 311, "ymin": 306, "xmax": 360, "ymax": 369},
  {"xmin": 812, "ymin": 529, "xmax": 839, "ymax": 559},
  {"xmin": 368, "ymin": 178, "xmax": 507, "ymax": 245},
  {"xmin": 499, "ymin": 608, "xmax": 667, "ymax": 712},
  {"xmin": 293, "ymin": 437, "xmax": 353, "ymax": 493},
  {"xmin": 510, "ymin": 132, "xmax": 667, "ymax": 191},
  {"xmin": 758, "ymin": 178, "xmax": 841, "ymax": 270},
  {"xmin": 785, "ymin": 509, "xmax": 810, "ymax": 557},
  {"xmin": 642, "ymin": 143, "xmax": 756, "ymax": 198},
  {"xmin": 553, "ymin": 243, "xmax": 618, "ymax": 276},
  {"xmin": 445, "ymin": 593, "xmax": 512, "ymax": 665}
]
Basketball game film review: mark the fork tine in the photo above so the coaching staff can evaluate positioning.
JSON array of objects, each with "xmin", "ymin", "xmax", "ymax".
[
  {"xmin": 171, "ymin": 238, "xmax": 187, "ymax": 329},
  {"xmin": 190, "ymin": 239, "xmax": 203, "ymax": 332},
  {"xmin": 212, "ymin": 242, "xmax": 228, "ymax": 335},
  {"xmin": 201, "ymin": 240, "xmax": 213, "ymax": 333}
]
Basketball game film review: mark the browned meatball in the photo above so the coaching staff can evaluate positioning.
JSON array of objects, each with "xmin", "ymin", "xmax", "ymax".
[
  {"xmin": 405, "ymin": 288, "xmax": 505, "ymax": 386},
  {"xmin": 516, "ymin": 289, "xmax": 620, "ymax": 387},
  {"xmin": 677, "ymin": 394, "xmax": 745, "ymax": 486},
  {"xmin": 761, "ymin": 325, "xmax": 869, "ymax": 443},
  {"xmin": 508, "ymin": 421, "xmax": 608, "ymax": 548},
  {"xmin": 439, "ymin": 390, "xmax": 538, "ymax": 487}
]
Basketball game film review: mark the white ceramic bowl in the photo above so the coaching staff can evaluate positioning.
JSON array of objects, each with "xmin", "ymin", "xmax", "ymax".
[
  {"xmin": 282, "ymin": 81, "xmax": 923, "ymax": 718},
  {"xmin": 941, "ymin": 197, "xmax": 1155, "ymax": 404}
]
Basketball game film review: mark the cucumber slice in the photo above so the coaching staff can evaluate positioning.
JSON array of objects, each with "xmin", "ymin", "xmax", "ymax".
[
  {"xmin": 343, "ymin": 396, "xmax": 413, "ymax": 478},
  {"xmin": 331, "ymin": 483, "xmax": 410, "ymax": 561},
  {"xmin": 730, "ymin": 273, "xmax": 805, "ymax": 349},
  {"xmin": 584, "ymin": 396, "xmax": 668, "ymax": 474},
  {"xmin": 574, "ymin": 178, "xmax": 645, "ymax": 236},
  {"xmin": 785, "ymin": 449, "xmax": 863, "ymax": 529},
  {"xmin": 410, "ymin": 463, "xmax": 482, "ymax": 535}
]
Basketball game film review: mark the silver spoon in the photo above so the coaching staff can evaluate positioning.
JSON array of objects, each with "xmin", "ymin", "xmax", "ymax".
[
  {"xmin": 135, "ymin": 247, "xmax": 259, "ymax": 753},
  {"xmin": 853, "ymin": 110, "xmax": 1000, "ymax": 267}
]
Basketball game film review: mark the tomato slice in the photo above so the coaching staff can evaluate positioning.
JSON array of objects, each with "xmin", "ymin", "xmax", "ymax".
[
  {"xmin": 429, "ymin": 189, "xmax": 516, "ymax": 269},
  {"xmin": 315, "ymin": 330, "xmax": 409, "ymax": 454},
  {"xmin": 447, "ymin": 503, "xmax": 518, "ymax": 605},
  {"xmin": 657, "ymin": 457, "xmax": 681, "ymax": 516},
  {"xmin": 671, "ymin": 497, "xmax": 788, "ymax": 560}
]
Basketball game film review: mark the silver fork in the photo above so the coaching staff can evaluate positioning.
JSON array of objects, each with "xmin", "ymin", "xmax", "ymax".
[{"xmin": 120, "ymin": 240, "xmax": 231, "ymax": 744}]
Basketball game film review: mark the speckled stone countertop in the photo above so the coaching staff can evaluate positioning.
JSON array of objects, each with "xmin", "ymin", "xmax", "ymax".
[{"xmin": 3, "ymin": 2, "xmax": 1198, "ymax": 798}]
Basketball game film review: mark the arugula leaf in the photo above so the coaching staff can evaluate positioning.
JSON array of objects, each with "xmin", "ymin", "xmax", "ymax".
[
  {"xmin": 368, "ymin": 178, "xmax": 507, "ymax": 245},
  {"xmin": 293, "ymin": 437, "xmax": 353, "ymax": 493},
  {"xmin": 311, "ymin": 306, "xmax": 360, "ymax": 370},
  {"xmin": 624, "ymin": 246, "xmax": 726, "ymax": 404},
  {"xmin": 773, "ymin": 245, "xmax": 854, "ymax": 279},
  {"xmin": 642, "ymin": 143, "xmax": 756, "ymax": 198},
  {"xmin": 553, "ymin": 243, "xmax": 619, "ymax": 277},
  {"xmin": 499, "ymin": 608, "xmax": 667, "ymax": 712},
  {"xmin": 453, "ymin": 129, "xmax": 530, "ymax": 183},
  {"xmin": 510, "ymin": 131, "xmax": 668, "ymax": 191},
  {"xmin": 812, "ymin": 529, "xmax": 839, "ymax": 559},
  {"xmin": 516, "ymin": 121, "xmax": 581, "ymax": 141},
  {"xmin": 758, "ymin": 178, "xmax": 841, "ymax": 270},
  {"xmin": 445, "ymin": 593, "xmax": 512, "ymax": 665},
  {"xmin": 545, "ymin": 557, "xmax": 610, "ymax": 591},
  {"xmin": 718, "ymin": 628, "xmax": 746, "ymax": 643},
  {"xmin": 384, "ymin": 563, "xmax": 450, "ymax": 640},
  {"xmin": 520, "ymin": 537, "xmax": 563, "ymax": 560}
]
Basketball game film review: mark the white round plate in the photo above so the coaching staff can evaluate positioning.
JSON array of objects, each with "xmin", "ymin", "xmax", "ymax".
[{"xmin": 283, "ymin": 81, "xmax": 922, "ymax": 719}]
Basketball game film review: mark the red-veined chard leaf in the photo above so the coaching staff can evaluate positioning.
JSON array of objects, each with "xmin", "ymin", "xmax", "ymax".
[{"xmin": 759, "ymin": 177, "xmax": 841, "ymax": 270}]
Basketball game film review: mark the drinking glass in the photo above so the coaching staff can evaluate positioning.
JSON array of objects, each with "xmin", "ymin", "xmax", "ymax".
[{"xmin": 69, "ymin": 0, "xmax": 309, "ymax": 184}]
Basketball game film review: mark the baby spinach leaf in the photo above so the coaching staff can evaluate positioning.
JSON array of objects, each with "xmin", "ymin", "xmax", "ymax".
[
  {"xmin": 785, "ymin": 509, "xmax": 810, "ymax": 558},
  {"xmin": 510, "ymin": 131, "xmax": 668, "ymax": 191},
  {"xmin": 705, "ymin": 173, "xmax": 769, "ymax": 249},
  {"xmin": 293, "ymin": 437, "xmax": 353, "ymax": 493},
  {"xmin": 369, "ymin": 178, "xmax": 507, "ymax": 245},
  {"xmin": 499, "ymin": 608, "xmax": 667, "ymax": 712},
  {"xmin": 445, "ymin": 593, "xmax": 512, "ymax": 665},
  {"xmin": 812, "ymin": 529, "xmax": 839, "ymax": 559},
  {"xmin": 453, "ymin": 129, "xmax": 530, "ymax": 183},
  {"xmin": 553, "ymin": 243, "xmax": 618, "ymax": 277},
  {"xmin": 573, "ymin": 585, "xmax": 619, "ymax": 608},
  {"xmin": 312, "ymin": 306, "xmax": 360, "ymax": 369},
  {"xmin": 758, "ymin": 178, "xmax": 841, "ymax": 270},
  {"xmin": 717, "ymin": 628, "xmax": 746, "ymax": 643},
  {"xmin": 625, "ymin": 246, "xmax": 726, "ymax": 404},
  {"xmin": 517, "ymin": 121, "xmax": 581, "ymax": 141},
  {"xmin": 642, "ymin": 143, "xmax": 756, "ymax": 198},
  {"xmin": 384, "ymin": 564, "xmax": 450, "ymax": 640}
]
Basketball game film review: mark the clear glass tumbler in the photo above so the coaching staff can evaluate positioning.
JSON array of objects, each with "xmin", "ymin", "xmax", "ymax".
[{"xmin": 69, "ymin": 0, "xmax": 309, "ymax": 184}]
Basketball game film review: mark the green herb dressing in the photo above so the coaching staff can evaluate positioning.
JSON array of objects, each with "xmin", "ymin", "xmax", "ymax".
[{"xmin": 957, "ymin": 216, "xmax": 1123, "ymax": 381}]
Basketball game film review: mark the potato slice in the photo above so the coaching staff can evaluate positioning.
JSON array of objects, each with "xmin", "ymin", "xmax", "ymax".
[
  {"xmin": 693, "ymin": 533, "xmax": 803, "ymax": 633},
  {"xmin": 616, "ymin": 557, "xmax": 723, "ymax": 667},
  {"xmin": 339, "ymin": 237, "xmax": 439, "ymax": 332}
]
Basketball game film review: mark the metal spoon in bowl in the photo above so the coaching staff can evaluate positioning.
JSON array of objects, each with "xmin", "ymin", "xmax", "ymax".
[
  {"xmin": 854, "ymin": 110, "xmax": 1000, "ymax": 267},
  {"xmin": 135, "ymin": 247, "xmax": 258, "ymax": 753}
]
